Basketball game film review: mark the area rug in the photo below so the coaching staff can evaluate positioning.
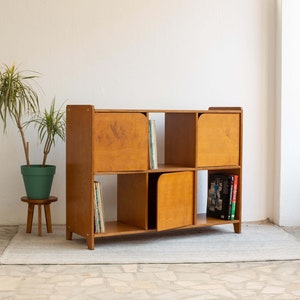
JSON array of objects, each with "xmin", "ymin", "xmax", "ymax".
[{"xmin": 1, "ymin": 223, "xmax": 300, "ymax": 265}]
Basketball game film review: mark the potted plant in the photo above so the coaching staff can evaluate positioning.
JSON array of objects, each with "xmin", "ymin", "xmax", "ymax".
[
  {"xmin": 0, "ymin": 64, "xmax": 65, "ymax": 199},
  {"xmin": 21, "ymin": 98, "xmax": 66, "ymax": 199}
]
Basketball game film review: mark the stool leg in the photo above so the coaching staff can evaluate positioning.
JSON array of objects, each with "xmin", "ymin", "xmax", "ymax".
[
  {"xmin": 38, "ymin": 204, "xmax": 42, "ymax": 237},
  {"xmin": 26, "ymin": 204, "xmax": 34, "ymax": 233},
  {"xmin": 44, "ymin": 204, "xmax": 53, "ymax": 233}
]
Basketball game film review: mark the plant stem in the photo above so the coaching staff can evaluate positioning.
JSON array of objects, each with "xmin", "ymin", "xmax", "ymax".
[
  {"xmin": 42, "ymin": 136, "xmax": 52, "ymax": 166},
  {"xmin": 15, "ymin": 116, "xmax": 30, "ymax": 166}
]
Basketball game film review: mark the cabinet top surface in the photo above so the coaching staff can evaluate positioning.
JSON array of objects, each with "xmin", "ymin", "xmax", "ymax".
[{"xmin": 66, "ymin": 105, "xmax": 242, "ymax": 114}]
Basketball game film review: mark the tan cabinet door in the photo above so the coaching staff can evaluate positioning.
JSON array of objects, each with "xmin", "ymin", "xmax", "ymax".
[
  {"xmin": 157, "ymin": 171, "xmax": 194, "ymax": 231},
  {"xmin": 197, "ymin": 113, "xmax": 240, "ymax": 167},
  {"xmin": 93, "ymin": 112, "xmax": 149, "ymax": 172}
]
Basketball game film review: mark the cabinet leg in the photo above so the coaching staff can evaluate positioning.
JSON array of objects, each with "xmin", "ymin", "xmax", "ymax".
[
  {"xmin": 87, "ymin": 236, "xmax": 94, "ymax": 250},
  {"xmin": 233, "ymin": 222, "xmax": 242, "ymax": 233},
  {"xmin": 66, "ymin": 229, "xmax": 73, "ymax": 240}
]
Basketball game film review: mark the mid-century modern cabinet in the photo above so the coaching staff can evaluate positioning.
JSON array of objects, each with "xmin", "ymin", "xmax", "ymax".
[{"xmin": 66, "ymin": 105, "xmax": 242, "ymax": 250}]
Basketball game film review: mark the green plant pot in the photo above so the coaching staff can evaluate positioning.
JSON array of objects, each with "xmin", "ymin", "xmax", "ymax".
[{"xmin": 21, "ymin": 165, "xmax": 56, "ymax": 199}]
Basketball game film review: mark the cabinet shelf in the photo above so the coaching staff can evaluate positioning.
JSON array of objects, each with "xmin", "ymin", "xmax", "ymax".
[
  {"xmin": 93, "ymin": 216, "xmax": 241, "ymax": 239},
  {"xmin": 94, "ymin": 221, "xmax": 155, "ymax": 237},
  {"xmin": 197, "ymin": 165, "xmax": 241, "ymax": 171},
  {"xmin": 66, "ymin": 105, "xmax": 243, "ymax": 249},
  {"xmin": 148, "ymin": 164, "xmax": 196, "ymax": 173},
  {"xmin": 94, "ymin": 164, "xmax": 196, "ymax": 175},
  {"xmin": 196, "ymin": 213, "xmax": 240, "ymax": 226}
]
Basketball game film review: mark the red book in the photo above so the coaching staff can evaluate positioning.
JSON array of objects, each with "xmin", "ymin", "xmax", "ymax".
[{"xmin": 230, "ymin": 175, "xmax": 239, "ymax": 220}]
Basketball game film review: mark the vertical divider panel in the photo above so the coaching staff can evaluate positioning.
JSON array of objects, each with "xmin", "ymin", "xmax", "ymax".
[
  {"xmin": 194, "ymin": 170, "xmax": 198, "ymax": 225},
  {"xmin": 66, "ymin": 105, "xmax": 94, "ymax": 246},
  {"xmin": 165, "ymin": 113, "xmax": 197, "ymax": 167},
  {"xmin": 235, "ymin": 109, "xmax": 243, "ymax": 233},
  {"xmin": 118, "ymin": 173, "xmax": 148, "ymax": 229}
]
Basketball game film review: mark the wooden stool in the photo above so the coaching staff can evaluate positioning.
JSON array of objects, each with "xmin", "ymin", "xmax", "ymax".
[{"xmin": 21, "ymin": 196, "xmax": 58, "ymax": 237}]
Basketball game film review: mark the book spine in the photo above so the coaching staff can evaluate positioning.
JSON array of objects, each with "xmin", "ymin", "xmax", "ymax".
[
  {"xmin": 94, "ymin": 181, "xmax": 101, "ymax": 233},
  {"xmin": 98, "ymin": 181, "xmax": 105, "ymax": 232},
  {"xmin": 230, "ymin": 175, "xmax": 239, "ymax": 220},
  {"xmin": 227, "ymin": 175, "xmax": 234, "ymax": 220},
  {"xmin": 149, "ymin": 120, "xmax": 158, "ymax": 169}
]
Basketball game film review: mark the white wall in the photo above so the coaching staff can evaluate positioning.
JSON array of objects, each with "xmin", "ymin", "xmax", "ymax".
[
  {"xmin": 0, "ymin": 0, "xmax": 276, "ymax": 225},
  {"xmin": 275, "ymin": 0, "xmax": 300, "ymax": 226}
]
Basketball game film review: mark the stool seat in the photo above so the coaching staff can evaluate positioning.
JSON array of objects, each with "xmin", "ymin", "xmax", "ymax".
[{"xmin": 21, "ymin": 196, "xmax": 58, "ymax": 236}]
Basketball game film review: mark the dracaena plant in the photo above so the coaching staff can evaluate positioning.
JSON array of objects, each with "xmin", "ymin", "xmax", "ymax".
[
  {"xmin": 27, "ymin": 99, "xmax": 66, "ymax": 166},
  {"xmin": 0, "ymin": 64, "xmax": 65, "ymax": 167}
]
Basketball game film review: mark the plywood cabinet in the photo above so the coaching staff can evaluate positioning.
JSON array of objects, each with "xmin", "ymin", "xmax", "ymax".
[{"xmin": 66, "ymin": 106, "xmax": 243, "ymax": 250}]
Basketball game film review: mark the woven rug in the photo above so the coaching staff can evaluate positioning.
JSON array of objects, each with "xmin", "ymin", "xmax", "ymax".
[{"xmin": 1, "ymin": 222, "xmax": 300, "ymax": 265}]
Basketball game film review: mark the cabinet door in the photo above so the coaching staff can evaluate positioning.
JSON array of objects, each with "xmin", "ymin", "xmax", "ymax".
[
  {"xmin": 157, "ymin": 171, "xmax": 194, "ymax": 231},
  {"xmin": 93, "ymin": 112, "xmax": 148, "ymax": 172},
  {"xmin": 197, "ymin": 113, "xmax": 240, "ymax": 167}
]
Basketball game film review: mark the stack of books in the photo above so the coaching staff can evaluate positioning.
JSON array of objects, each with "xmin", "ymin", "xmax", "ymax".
[{"xmin": 206, "ymin": 173, "xmax": 239, "ymax": 220}]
